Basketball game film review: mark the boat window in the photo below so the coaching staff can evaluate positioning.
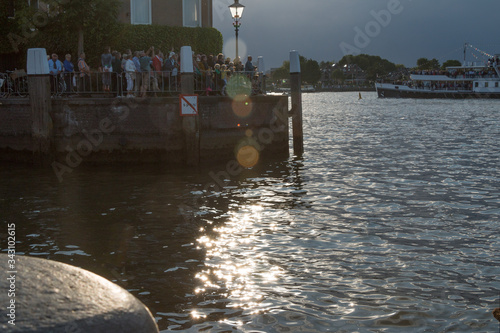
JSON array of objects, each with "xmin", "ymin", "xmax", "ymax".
[
  {"xmin": 496, "ymin": 82, "xmax": 499, "ymax": 88},
  {"xmin": 485, "ymin": 82, "xmax": 489, "ymax": 88},
  {"xmin": 475, "ymin": 82, "xmax": 479, "ymax": 88}
]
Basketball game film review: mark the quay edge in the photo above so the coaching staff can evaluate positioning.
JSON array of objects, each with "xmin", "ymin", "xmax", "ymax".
[{"xmin": 0, "ymin": 95, "xmax": 289, "ymax": 166}]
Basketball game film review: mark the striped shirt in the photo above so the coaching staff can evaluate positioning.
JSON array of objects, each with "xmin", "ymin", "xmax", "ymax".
[{"xmin": 78, "ymin": 58, "xmax": 90, "ymax": 77}]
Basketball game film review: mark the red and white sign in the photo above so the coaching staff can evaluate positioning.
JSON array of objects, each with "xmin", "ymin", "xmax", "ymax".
[{"xmin": 179, "ymin": 94, "xmax": 198, "ymax": 116}]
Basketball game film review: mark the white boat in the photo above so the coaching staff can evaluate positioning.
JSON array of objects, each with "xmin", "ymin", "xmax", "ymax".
[{"xmin": 376, "ymin": 45, "xmax": 500, "ymax": 99}]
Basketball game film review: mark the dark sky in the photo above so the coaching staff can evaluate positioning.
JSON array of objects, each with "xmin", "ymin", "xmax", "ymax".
[{"xmin": 213, "ymin": 0, "xmax": 500, "ymax": 70}]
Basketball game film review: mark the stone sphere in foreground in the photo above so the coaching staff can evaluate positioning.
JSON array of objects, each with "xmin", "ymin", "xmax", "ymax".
[{"xmin": 0, "ymin": 254, "xmax": 159, "ymax": 333}]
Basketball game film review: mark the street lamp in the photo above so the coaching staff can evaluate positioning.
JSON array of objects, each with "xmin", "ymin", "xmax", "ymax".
[{"xmin": 229, "ymin": 0, "xmax": 245, "ymax": 62}]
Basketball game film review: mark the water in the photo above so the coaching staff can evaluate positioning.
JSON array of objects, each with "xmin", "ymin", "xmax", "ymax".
[{"xmin": 1, "ymin": 92, "xmax": 499, "ymax": 332}]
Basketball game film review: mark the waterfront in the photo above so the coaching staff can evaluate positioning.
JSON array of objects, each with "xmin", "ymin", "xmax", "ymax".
[{"xmin": 1, "ymin": 92, "xmax": 499, "ymax": 332}]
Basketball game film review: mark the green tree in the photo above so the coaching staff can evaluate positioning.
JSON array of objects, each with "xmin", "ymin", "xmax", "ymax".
[
  {"xmin": 417, "ymin": 57, "xmax": 440, "ymax": 70},
  {"xmin": 271, "ymin": 56, "xmax": 321, "ymax": 85},
  {"xmin": 331, "ymin": 69, "xmax": 345, "ymax": 84},
  {"xmin": 0, "ymin": 0, "xmax": 31, "ymax": 54},
  {"xmin": 272, "ymin": 60, "xmax": 290, "ymax": 83},
  {"xmin": 416, "ymin": 57, "xmax": 430, "ymax": 69},
  {"xmin": 428, "ymin": 58, "xmax": 440, "ymax": 69},
  {"xmin": 441, "ymin": 59, "xmax": 461, "ymax": 69},
  {"xmin": 319, "ymin": 60, "xmax": 335, "ymax": 70},
  {"xmin": 43, "ymin": 0, "xmax": 121, "ymax": 55},
  {"xmin": 302, "ymin": 57, "xmax": 321, "ymax": 85},
  {"xmin": 337, "ymin": 54, "xmax": 397, "ymax": 81}
]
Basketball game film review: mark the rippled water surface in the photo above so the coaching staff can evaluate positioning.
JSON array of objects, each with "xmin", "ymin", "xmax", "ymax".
[{"xmin": 1, "ymin": 92, "xmax": 499, "ymax": 332}]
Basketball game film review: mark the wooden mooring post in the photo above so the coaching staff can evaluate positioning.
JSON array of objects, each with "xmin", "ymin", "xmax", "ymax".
[
  {"xmin": 258, "ymin": 56, "xmax": 266, "ymax": 93},
  {"xmin": 180, "ymin": 46, "xmax": 200, "ymax": 166},
  {"xmin": 289, "ymin": 50, "xmax": 303, "ymax": 157},
  {"xmin": 27, "ymin": 48, "xmax": 53, "ymax": 165}
]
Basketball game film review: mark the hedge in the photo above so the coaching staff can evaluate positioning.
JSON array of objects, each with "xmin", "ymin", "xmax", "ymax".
[{"xmin": 2, "ymin": 23, "xmax": 223, "ymax": 69}]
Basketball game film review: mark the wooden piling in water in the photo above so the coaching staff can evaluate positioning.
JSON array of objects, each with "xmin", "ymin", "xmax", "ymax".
[
  {"xmin": 290, "ymin": 50, "xmax": 303, "ymax": 157},
  {"xmin": 27, "ymin": 48, "xmax": 53, "ymax": 165},
  {"xmin": 180, "ymin": 46, "xmax": 199, "ymax": 166}
]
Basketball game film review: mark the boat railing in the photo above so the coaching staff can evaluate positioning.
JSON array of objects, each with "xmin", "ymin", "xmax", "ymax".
[
  {"xmin": 411, "ymin": 69, "xmax": 500, "ymax": 80},
  {"xmin": 408, "ymin": 85, "xmax": 473, "ymax": 92}
]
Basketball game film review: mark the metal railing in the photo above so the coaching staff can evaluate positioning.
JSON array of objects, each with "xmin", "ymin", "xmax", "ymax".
[
  {"xmin": 54, "ymin": 71, "xmax": 182, "ymax": 97},
  {"xmin": 0, "ymin": 70, "xmax": 266, "ymax": 98},
  {"xmin": 0, "ymin": 70, "xmax": 29, "ymax": 98}
]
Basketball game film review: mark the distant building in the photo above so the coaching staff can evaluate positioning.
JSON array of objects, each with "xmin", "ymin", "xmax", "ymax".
[
  {"xmin": 342, "ymin": 64, "xmax": 366, "ymax": 85},
  {"xmin": 118, "ymin": 0, "xmax": 213, "ymax": 28},
  {"xmin": 319, "ymin": 63, "xmax": 368, "ymax": 89}
]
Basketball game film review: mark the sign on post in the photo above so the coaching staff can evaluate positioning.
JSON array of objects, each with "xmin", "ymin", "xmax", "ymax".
[{"xmin": 179, "ymin": 94, "xmax": 198, "ymax": 116}]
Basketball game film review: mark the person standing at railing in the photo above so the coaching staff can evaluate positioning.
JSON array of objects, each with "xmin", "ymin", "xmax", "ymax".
[
  {"xmin": 63, "ymin": 54, "xmax": 74, "ymax": 93},
  {"xmin": 152, "ymin": 51, "xmax": 163, "ymax": 95},
  {"xmin": 221, "ymin": 64, "xmax": 228, "ymax": 96},
  {"xmin": 139, "ymin": 47, "xmax": 154, "ymax": 98},
  {"xmin": 245, "ymin": 55, "xmax": 255, "ymax": 77},
  {"xmin": 216, "ymin": 53, "xmax": 225, "ymax": 66},
  {"xmin": 234, "ymin": 57, "xmax": 244, "ymax": 72},
  {"xmin": 164, "ymin": 52, "xmax": 179, "ymax": 91},
  {"xmin": 132, "ymin": 51, "xmax": 142, "ymax": 97},
  {"xmin": 77, "ymin": 53, "xmax": 91, "ymax": 94},
  {"xmin": 112, "ymin": 51, "xmax": 124, "ymax": 97},
  {"xmin": 101, "ymin": 47, "xmax": 112, "ymax": 93},
  {"xmin": 171, "ymin": 53, "xmax": 180, "ymax": 90},
  {"xmin": 48, "ymin": 53, "xmax": 63, "ymax": 93},
  {"xmin": 124, "ymin": 54, "xmax": 136, "ymax": 98},
  {"xmin": 214, "ymin": 64, "xmax": 223, "ymax": 94},
  {"xmin": 198, "ymin": 55, "xmax": 209, "ymax": 90}
]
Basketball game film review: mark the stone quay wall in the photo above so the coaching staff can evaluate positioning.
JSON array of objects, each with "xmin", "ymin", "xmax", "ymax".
[{"xmin": 0, "ymin": 95, "xmax": 289, "ymax": 166}]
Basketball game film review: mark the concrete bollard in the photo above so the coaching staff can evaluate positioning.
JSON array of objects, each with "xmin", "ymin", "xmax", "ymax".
[
  {"xmin": 27, "ymin": 48, "xmax": 53, "ymax": 165},
  {"xmin": 180, "ymin": 46, "xmax": 199, "ymax": 166},
  {"xmin": 289, "ymin": 50, "xmax": 303, "ymax": 157},
  {"xmin": 0, "ymin": 254, "xmax": 159, "ymax": 332}
]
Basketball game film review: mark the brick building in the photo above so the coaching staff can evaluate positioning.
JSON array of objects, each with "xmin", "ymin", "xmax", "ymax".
[
  {"xmin": 7, "ymin": 0, "xmax": 213, "ymax": 27},
  {"xmin": 118, "ymin": 0, "xmax": 213, "ymax": 27}
]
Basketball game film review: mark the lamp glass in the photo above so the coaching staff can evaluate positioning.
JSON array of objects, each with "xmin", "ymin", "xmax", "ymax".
[{"xmin": 229, "ymin": 1, "xmax": 245, "ymax": 19}]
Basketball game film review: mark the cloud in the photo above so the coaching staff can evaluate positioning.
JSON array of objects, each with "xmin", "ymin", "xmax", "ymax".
[{"xmin": 214, "ymin": 0, "xmax": 500, "ymax": 69}]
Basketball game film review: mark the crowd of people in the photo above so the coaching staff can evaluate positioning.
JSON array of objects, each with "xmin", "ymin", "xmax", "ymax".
[
  {"xmin": 410, "ymin": 68, "xmax": 499, "ymax": 79},
  {"xmin": 47, "ymin": 47, "xmax": 262, "ymax": 97}
]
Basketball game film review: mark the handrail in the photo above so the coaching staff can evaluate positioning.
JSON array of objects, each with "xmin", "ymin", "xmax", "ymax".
[
  {"xmin": 0, "ymin": 71, "xmax": 29, "ymax": 98},
  {"xmin": 0, "ymin": 70, "xmax": 266, "ymax": 98}
]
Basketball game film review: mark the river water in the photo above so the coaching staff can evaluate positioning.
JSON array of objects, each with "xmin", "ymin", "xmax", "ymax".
[{"xmin": 1, "ymin": 92, "xmax": 499, "ymax": 332}]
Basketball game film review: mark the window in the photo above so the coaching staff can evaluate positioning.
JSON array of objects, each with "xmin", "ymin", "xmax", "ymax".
[
  {"xmin": 475, "ymin": 82, "xmax": 478, "ymax": 88},
  {"xmin": 485, "ymin": 82, "xmax": 489, "ymax": 88},
  {"xmin": 495, "ymin": 82, "xmax": 499, "ymax": 88},
  {"xmin": 131, "ymin": 0, "xmax": 151, "ymax": 25},
  {"xmin": 183, "ymin": 0, "xmax": 202, "ymax": 27}
]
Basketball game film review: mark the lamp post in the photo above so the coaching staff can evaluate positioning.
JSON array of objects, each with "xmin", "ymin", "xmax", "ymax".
[{"xmin": 229, "ymin": 0, "xmax": 245, "ymax": 62}]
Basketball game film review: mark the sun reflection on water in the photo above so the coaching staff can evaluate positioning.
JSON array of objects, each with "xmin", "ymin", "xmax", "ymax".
[{"xmin": 194, "ymin": 204, "xmax": 286, "ymax": 320}]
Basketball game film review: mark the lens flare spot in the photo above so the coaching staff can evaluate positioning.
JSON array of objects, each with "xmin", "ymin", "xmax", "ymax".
[
  {"xmin": 237, "ymin": 145, "xmax": 259, "ymax": 168},
  {"xmin": 222, "ymin": 37, "xmax": 248, "ymax": 61},
  {"xmin": 227, "ymin": 74, "xmax": 252, "ymax": 100},
  {"xmin": 231, "ymin": 95, "xmax": 253, "ymax": 118}
]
